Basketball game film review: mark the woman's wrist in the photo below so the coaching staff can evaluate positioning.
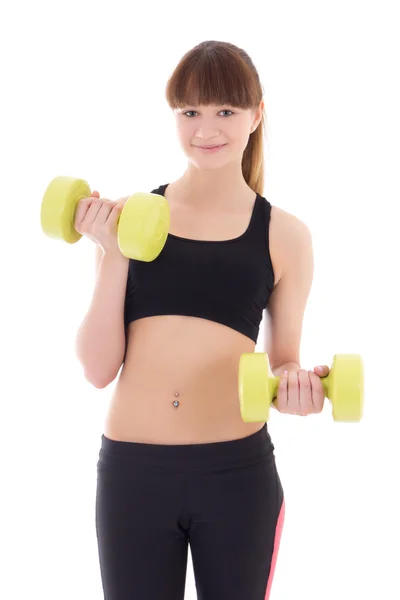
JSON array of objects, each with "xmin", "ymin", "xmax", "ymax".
[{"xmin": 101, "ymin": 246, "xmax": 129, "ymax": 263}]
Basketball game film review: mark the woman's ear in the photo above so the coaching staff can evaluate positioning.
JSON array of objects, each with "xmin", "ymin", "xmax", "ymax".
[{"xmin": 251, "ymin": 101, "xmax": 264, "ymax": 132}]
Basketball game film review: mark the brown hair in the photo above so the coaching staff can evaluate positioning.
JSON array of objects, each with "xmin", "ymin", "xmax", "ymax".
[{"xmin": 165, "ymin": 40, "xmax": 267, "ymax": 196}]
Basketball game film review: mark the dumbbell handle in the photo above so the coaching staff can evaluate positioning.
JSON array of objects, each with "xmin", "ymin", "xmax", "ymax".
[{"xmin": 270, "ymin": 373, "xmax": 329, "ymax": 402}]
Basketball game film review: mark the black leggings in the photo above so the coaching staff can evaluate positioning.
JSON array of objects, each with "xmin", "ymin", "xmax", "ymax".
[{"xmin": 95, "ymin": 424, "xmax": 285, "ymax": 600}]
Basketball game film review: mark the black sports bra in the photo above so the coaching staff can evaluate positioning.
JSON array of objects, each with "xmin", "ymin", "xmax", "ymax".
[{"xmin": 124, "ymin": 184, "xmax": 275, "ymax": 343}]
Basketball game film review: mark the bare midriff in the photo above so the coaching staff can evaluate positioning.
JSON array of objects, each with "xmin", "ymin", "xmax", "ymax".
[{"xmin": 104, "ymin": 315, "xmax": 265, "ymax": 444}]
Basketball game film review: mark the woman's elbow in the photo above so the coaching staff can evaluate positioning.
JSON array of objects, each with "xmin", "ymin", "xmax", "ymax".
[{"xmin": 84, "ymin": 365, "xmax": 122, "ymax": 389}]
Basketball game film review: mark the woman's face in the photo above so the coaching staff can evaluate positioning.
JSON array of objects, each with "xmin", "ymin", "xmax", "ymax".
[{"xmin": 173, "ymin": 103, "xmax": 263, "ymax": 170}]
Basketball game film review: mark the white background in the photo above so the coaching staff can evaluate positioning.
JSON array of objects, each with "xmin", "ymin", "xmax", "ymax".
[{"xmin": 1, "ymin": 1, "xmax": 399, "ymax": 598}]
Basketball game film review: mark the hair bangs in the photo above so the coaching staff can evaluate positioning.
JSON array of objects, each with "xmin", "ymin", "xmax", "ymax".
[{"xmin": 166, "ymin": 45, "xmax": 259, "ymax": 110}]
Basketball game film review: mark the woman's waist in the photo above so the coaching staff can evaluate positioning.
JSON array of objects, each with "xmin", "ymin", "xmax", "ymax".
[
  {"xmin": 106, "ymin": 345, "xmax": 264, "ymax": 444},
  {"xmin": 106, "ymin": 378, "xmax": 264, "ymax": 445},
  {"xmin": 110, "ymin": 349, "xmax": 246, "ymax": 418}
]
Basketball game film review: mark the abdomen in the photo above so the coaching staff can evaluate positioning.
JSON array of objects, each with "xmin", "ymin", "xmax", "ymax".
[{"xmin": 104, "ymin": 315, "xmax": 263, "ymax": 444}]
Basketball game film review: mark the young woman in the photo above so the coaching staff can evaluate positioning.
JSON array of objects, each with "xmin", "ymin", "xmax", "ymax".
[{"xmin": 76, "ymin": 40, "xmax": 329, "ymax": 600}]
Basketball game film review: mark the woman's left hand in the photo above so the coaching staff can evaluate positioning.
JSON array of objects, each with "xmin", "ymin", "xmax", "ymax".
[{"xmin": 272, "ymin": 366, "xmax": 330, "ymax": 416}]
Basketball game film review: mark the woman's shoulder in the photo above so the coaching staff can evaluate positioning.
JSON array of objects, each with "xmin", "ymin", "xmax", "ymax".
[
  {"xmin": 268, "ymin": 204, "xmax": 312, "ymax": 286},
  {"xmin": 270, "ymin": 204, "xmax": 310, "ymax": 234}
]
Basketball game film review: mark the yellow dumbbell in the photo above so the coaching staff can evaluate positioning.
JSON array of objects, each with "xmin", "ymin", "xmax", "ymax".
[
  {"xmin": 40, "ymin": 176, "xmax": 170, "ymax": 261},
  {"xmin": 238, "ymin": 353, "xmax": 364, "ymax": 423}
]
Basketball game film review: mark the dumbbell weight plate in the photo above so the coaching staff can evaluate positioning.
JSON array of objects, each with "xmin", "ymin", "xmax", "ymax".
[
  {"xmin": 40, "ymin": 176, "xmax": 90, "ymax": 243},
  {"xmin": 238, "ymin": 352, "xmax": 277, "ymax": 422},
  {"xmin": 118, "ymin": 192, "xmax": 170, "ymax": 261},
  {"xmin": 327, "ymin": 354, "xmax": 364, "ymax": 422}
]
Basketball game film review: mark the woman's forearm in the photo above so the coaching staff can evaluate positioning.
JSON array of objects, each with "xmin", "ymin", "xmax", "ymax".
[{"xmin": 75, "ymin": 251, "xmax": 130, "ymax": 388}]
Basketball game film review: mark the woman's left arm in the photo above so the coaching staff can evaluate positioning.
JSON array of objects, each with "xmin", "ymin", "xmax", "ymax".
[
  {"xmin": 264, "ymin": 211, "xmax": 328, "ymax": 414},
  {"xmin": 264, "ymin": 210, "xmax": 314, "ymax": 373}
]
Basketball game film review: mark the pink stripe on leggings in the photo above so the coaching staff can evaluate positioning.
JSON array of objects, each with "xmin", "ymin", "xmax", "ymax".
[{"xmin": 264, "ymin": 499, "xmax": 285, "ymax": 599}]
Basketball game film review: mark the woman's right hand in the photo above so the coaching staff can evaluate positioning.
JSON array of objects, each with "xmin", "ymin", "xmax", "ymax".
[{"xmin": 74, "ymin": 191, "xmax": 124, "ymax": 254}]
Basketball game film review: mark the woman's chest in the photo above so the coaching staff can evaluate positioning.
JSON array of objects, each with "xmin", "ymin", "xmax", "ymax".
[
  {"xmin": 168, "ymin": 204, "xmax": 252, "ymax": 242},
  {"xmin": 167, "ymin": 204, "xmax": 283, "ymax": 286}
]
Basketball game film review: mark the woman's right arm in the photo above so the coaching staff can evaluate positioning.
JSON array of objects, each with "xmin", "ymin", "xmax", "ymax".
[{"xmin": 75, "ymin": 244, "xmax": 130, "ymax": 389}]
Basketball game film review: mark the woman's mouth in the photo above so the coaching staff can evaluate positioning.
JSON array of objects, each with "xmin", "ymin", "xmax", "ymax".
[{"xmin": 195, "ymin": 144, "xmax": 227, "ymax": 153}]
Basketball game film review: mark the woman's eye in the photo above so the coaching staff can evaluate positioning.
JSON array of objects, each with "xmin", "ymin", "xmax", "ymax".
[{"xmin": 183, "ymin": 110, "xmax": 233, "ymax": 117}]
